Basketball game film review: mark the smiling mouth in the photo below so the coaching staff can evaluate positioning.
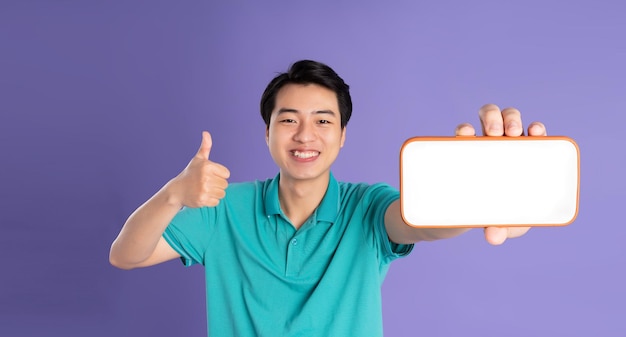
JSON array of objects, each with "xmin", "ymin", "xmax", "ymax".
[{"xmin": 292, "ymin": 150, "xmax": 320, "ymax": 159}]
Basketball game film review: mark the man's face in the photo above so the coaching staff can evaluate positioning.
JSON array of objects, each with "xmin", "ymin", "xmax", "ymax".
[{"xmin": 266, "ymin": 83, "xmax": 346, "ymax": 184}]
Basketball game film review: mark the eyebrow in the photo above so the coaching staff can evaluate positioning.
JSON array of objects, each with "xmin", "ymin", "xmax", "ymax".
[{"xmin": 277, "ymin": 108, "xmax": 337, "ymax": 116}]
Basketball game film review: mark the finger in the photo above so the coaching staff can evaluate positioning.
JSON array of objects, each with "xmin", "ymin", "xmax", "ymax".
[
  {"xmin": 206, "ymin": 186, "xmax": 227, "ymax": 199},
  {"xmin": 207, "ymin": 178, "xmax": 229, "ymax": 191},
  {"xmin": 201, "ymin": 184, "xmax": 227, "ymax": 207},
  {"xmin": 506, "ymin": 227, "xmax": 531, "ymax": 239},
  {"xmin": 199, "ymin": 195, "xmax": 222, "ymax": 208},
  {"xmin": 478, "ymin": 104, "xmax": 504, "ymax": 136},
  {"xmin": 210, "ymin": 162, "xmax": 231, "ymax": 180},
  {"xmin": 196, "ymin": 131, "xmax": 213, "ymax": 159},
  {"xmin": 455, "ymin": 123, "xmax": 476, "ymax": 136},
  {"xmin": 205, "ymin": 198, "xmax": 221, "ymax": 207},
  {"xmin": 484, "ymin": 227, "xmax": 508, "ymax": 245},
  {"xmin": 501, "ymin": 107, "xmax": 524, "ymax": 137},
  {"xmin": 527, "ymin": 121, "xmax": 547, "ymax": 136}
]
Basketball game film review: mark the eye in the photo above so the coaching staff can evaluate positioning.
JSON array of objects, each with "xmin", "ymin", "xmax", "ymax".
[
  {"xmin": 318, "ymin": 119, "xmax": 331, "ymax": 124},
  {"xmin": 280, "ymin": 119, "xmax": 296, "ymax": 124}
]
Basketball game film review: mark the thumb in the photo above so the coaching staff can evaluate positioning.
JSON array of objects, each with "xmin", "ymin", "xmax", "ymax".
[
  {"xmin": 196, "ymin": 131, "xmax": 213, "ymax": 159},
  {"xmin": 484, "ymin": 227, "xmax": 507, "ymax": 245}
]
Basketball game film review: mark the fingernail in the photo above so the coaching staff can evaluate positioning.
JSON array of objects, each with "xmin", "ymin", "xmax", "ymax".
[
  {"xmin": 506, "ymin": 121, "xmax": 523, "ymax": 135},
  {"xmin": 488, "ymin": 124, "xmax": 503, "ymax": 134},
  {"xmin": 507, "ymin": 121, "xmax": 520, "ymax": 129},
  {"xmin": 529, "ymin": 124, "xmax": 542, "ymax": 135}
]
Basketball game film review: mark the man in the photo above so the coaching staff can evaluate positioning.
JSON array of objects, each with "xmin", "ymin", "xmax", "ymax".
[{"xmin": 109, "ymin": 60, "xmax": 547, "ymax": 336}]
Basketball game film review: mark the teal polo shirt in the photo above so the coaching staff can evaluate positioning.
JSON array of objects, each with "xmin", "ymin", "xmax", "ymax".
[{"xmin": 163, "ymin": 173, "xmax": 413, "ymax": 337}]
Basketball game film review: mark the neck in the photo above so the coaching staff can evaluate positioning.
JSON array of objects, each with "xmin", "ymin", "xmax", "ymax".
[{"xmin": 278, "ymin": 173, "xmax": 330, "ymax": 229}]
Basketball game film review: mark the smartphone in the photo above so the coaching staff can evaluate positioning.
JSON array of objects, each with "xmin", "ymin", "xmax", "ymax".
[{"xmin": 400, "ymin": 136, "xmax": 580, "ymax": 228}]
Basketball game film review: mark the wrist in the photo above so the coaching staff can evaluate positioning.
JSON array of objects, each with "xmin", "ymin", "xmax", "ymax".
[{"xmin": 161, "ymin": 179, "xmax": 184, "ymax": 209}]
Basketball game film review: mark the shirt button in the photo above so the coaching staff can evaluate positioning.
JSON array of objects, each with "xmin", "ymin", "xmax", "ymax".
[{"xmin": 291, "ymin": 238, "xmax": 298, "ymax": 246}]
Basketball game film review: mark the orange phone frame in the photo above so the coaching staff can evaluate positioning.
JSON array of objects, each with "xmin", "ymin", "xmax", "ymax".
[{"xmin": 399, "ymin": 136, "xmax": 580, "ymax": 228}]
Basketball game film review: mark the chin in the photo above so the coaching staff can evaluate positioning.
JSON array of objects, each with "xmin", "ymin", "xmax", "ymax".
[{"xmin": 281, "ymin": 169, "xmax": 329, "ymax": 182}]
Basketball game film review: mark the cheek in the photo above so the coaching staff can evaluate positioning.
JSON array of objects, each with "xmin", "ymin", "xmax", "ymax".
[
  {"xmin": 266, "ymin": 124, "xmax": 280, "ymax": 146},
  {"xmin": 335, "ymin": 129, "xmax": 346, "ymax": 148},
  {"xmin": 267, "ymin": 130, "xmax": 284, "ymax": 151}
]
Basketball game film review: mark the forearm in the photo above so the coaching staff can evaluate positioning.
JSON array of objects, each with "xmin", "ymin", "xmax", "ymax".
[
  {"xmin": 109, "ymin": 181, "xmax": 182, "ymax": 268},
  {"xmin": 384, "ymin": 200, "xmax": 470, "ymax": 244},
  {"xmin": 409, "ymin": 227, "xmax": 470, "ymax": 242}
]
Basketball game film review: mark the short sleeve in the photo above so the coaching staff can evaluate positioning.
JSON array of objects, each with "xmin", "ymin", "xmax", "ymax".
[
  {"xmin": 361, "ymin": 183, "xmax": 414, "ymax": 263},
  {"xmin": 162, "ymin": 206, "xmax": 217, "ymax": 266}
]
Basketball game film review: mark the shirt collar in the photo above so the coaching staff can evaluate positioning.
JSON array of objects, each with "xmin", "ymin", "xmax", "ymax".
[
  {"xmin": 265, "ymin": 173, "xmax": 282, "ymax": 216},
  {"xmin": 264, "ymin": 172, "xmax": 340, "ymax": 224}
]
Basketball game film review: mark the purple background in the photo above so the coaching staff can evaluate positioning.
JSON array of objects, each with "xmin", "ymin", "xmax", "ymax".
[{"xmin": 1, "ymin": 1, "xmax": 624, "ymax": 336}]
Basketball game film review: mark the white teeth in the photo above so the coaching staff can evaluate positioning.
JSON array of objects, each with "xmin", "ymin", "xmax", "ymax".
[{"xmin": 293, "ymin": 151, "xmax": 319, "ymax": 159}]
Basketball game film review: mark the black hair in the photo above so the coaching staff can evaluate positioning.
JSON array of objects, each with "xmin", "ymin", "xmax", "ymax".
[{"xmin": 260, "ymin": 60, "xmax": 352, "ymax": 129}]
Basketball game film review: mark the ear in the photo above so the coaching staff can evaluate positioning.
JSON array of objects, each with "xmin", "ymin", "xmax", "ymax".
[
  {"xmin": 265, "ymin": 126, "xmax": 270, "ymax": 146},
  {"xmin": 340, "ymin": 127, "xmax": 346, "ymax": 148}
]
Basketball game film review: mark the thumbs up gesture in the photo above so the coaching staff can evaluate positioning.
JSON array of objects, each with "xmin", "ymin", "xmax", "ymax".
[{"xmin": 168, "ymin": 131, "xmax": 231, "ymax": 208}]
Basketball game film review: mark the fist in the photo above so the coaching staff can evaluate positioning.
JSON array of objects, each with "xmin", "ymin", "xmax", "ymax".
[
  {"xmin": 455, "ymin": 104, "xmax": 547, "ymax": 137},
  {"xmin": 169, "ymin": 131, "xmax": 231, "ymax": 208},
  {"xmin": 455, "ymin": 104, "xmax": 548, "ymax": 245}
]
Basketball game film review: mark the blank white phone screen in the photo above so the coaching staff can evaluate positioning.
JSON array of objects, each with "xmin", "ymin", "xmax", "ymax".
[{"xmin": 400, "ymin": 138, "xmax": 579, "ymax": 227}]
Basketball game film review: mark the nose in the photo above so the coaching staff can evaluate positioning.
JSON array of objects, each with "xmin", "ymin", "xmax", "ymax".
[{"xmin": 293, "ymin": 120, "xmax": 316, "ymax": 143}]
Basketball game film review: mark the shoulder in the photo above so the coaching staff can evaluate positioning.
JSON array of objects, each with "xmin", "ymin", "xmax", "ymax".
[
  {"xmin": 223, "ymin": 178, "xmax": 276, "ymax": 203},
  {"xmin": 338, "ymin": 181, "xmax": 399, "ymax": 199},
  {"xmin": 336, "ymin": 181, "xmax": 399, "ymax": 211},
  {"xmin": 225, "ymin": 177, "xmax": 273, "ymax": 190},
  {"xmin": 225, "ymin": 180, "xmax": 259, "ymax": 192}
]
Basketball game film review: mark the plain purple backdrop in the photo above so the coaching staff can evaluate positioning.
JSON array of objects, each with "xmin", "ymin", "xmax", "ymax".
[{"xmin": 1, "ymin": 1, "xmax": 624, "ymax": 336}]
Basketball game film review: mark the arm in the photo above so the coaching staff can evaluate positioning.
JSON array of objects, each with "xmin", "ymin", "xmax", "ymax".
[
  {"xmin": 109, "ymin": 131, "xmax": 230, "ymax": 270},
  {"xmin": 384, "ymin": 199, "xmax": 470, "ymax": 244},
  {"xmin": 385, "ymin": 104, "xmax": 547, "ymax": 245}
]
